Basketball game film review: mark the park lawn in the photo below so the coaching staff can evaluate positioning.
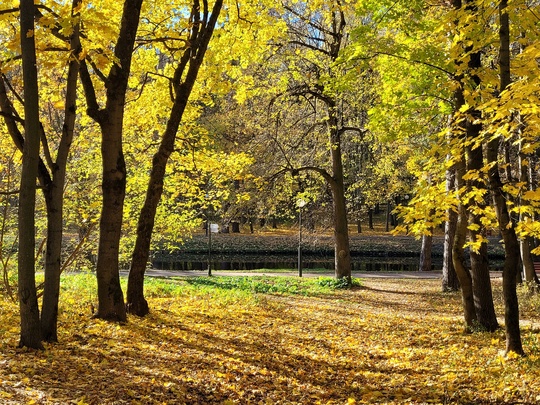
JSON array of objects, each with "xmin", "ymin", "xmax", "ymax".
[{"xmin": 1, "ymin": 274, "xmax": 539, "ymax": 404}]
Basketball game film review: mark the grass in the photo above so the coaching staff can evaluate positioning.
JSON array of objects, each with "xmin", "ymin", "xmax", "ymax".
[{"xmin": 1, "ymin": 273, "xmax": 540, "ymax": 404}]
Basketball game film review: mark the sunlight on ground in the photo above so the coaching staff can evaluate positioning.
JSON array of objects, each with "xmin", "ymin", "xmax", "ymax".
[{"xmin": 1, "ymin": 276, "xmax": 539, "ymax": 404}]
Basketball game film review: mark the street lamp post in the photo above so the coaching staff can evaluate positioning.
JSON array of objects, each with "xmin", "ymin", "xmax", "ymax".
[
  {"xmin": 207, "ymin": 219, "xmax": 212, "ymax": 276},
  {"xmin": 297, "ymin": 199, "xmax": 306, "ymax": 277},
  {"xmin": 205, "ymin": 193, "xmax": 212, "ymax": 277}
]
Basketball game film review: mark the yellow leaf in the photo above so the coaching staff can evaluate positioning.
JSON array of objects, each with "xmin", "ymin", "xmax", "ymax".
[{"xmin": 26, "ymin": 29, "xmax": 34, "ymax": 38}]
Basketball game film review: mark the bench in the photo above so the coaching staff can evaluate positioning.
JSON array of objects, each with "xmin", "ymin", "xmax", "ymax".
[{"xmin": 535, "ymin": 262, "xmax": 540, "ymax": 275}]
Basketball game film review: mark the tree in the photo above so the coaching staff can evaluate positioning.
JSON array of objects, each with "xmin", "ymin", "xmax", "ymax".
[
  {"xmin": 79, "ymin": 0, "xmax": 144, "ymax": 321},
  {"xmin": 127, "ymin": 0, "xmax": 223, "ymax": 316},
  {"xmin": 262, "ymin": 0, "xmax": 361, "ymax": 281},
  {"xmin": 17, "ymin": 0, "xmax": 43, "ymax": 349},
  {"xmin": 38, "ymin": 0, "xmax": 82, "ymax": 342},
  {"xmin": 448, "ymin": 0, "xmax": 500, "ymax": 332},
  {"xmin": 1, "ymin": 0, "xmax": 90, "ymax": 341},
  {"xmin": 483, "ymin": 0, "xmax": 523, "ymax": 355}
]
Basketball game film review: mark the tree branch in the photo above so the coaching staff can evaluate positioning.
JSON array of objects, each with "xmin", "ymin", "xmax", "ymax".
[
  {"xmin": 0, "ymin": 189, "xmax": 20, "ymax": 195},
  {"xmin": 352, "ymin": 50, "xmax": 453, "ymax": 77},
  {"xmin": 79, "ymin": 59, "xmax": 105, "ymax": 123}
]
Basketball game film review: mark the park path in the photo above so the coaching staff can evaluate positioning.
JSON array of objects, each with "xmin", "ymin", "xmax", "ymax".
[{"xmin": 129, "ymin": 269, "xmax": 504, "ymax": 279}]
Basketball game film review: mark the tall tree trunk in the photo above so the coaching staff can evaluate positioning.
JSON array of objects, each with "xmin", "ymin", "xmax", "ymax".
[
  {"xmin": 450, "ymin": 62, "xmax": 476, "ymax": 327},
  {"xmin": 127, "ymin": 0, "xmax": 223, "ymax": 316},
  {"xmin": 419, "ymin": 233, "xmax": 433, "ymax": 272},
  {"xmin": 452, "ymin": 156, "xmax": 476, "ymax": 330},
  {"xmin": 40, "ymin": 0, "xmax": 82, "ymax": 341},
  {"xmin": 80, "ymin": 0, "xmax": 144, "ymax": 322},
  {"xmin": 486, "ymin": 0, "xmax": 523, "ymax": 354},
  {"xmin": 94, "ymin": 117, "xmax": 127, "ymax": 321},
  {"xmin": 487, "ymin": 141, "xmax": 523, "ymax": 353},
  {"xmin": 519, "ymin": 139, "xmax": 540, "ymax": 286},
  {"xmin": 328, "ymin": 102, "xmax": 351, "ymax": 282},
  {"xmin": 466, "ymin": 130, "xmax": 498, "ymax": 332},
  {"xmin": 462, "ymin": 6, "xmax": 499, "ymax": 331},
  {"xmin": 18, "ymin": 0, "xmax": 43, "ymax": 349},
  {"xmin": 443, "ymin": 165, "xmax": 459, "ymax": 291},
  {"xmin": 330, "ymin": 176, "xmax": 351, "ymax": 281}
]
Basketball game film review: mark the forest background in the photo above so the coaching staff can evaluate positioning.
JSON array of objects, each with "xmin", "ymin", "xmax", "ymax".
[{"xmin": 1, "ymin": 0, "xmax": 540, "ymax": 395}]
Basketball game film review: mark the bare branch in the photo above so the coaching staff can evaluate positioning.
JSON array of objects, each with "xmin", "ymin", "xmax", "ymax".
[
  {"xmin": 0, "ymin": 8, "xmax": 18, "ymax": 16},
  {"xmin": 0, "ymin": 189, "xmax": 19, "ymax": 196},
  {"xmin": 351, "ymin": 50, "xmax": 453, "ymax": 77}
]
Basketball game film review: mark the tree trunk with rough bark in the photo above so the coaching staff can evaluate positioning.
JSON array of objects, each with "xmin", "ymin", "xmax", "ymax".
[
  {"xmin": 452, "ymin": 159, "xmax": 477, "ymax": 328},
  {"xmin": 462, "ymin": 16, "xmax": 499, "ymax": 331},
  {"xmin": 79, "ymin": 0, "xmax": 144, "ymax": 322},
  {"xmin": 18, "ymin": 0, "xmax": 43, "ymax": 350},
  {"xmin": 327, "ymin": 98, "xmax": 351, "ymax": 282},
  {"xmin": 486, "ymin": 0, "xmax": 523, "ymax": 354},
  {"xmin": 40, "ymin": 2, "xmax": 81, "ymax": 341},
  {"xmin": 330, "ymin": 174, "xmax": 351, "ymax": 281},
  {"xmin": 466, "ymin": 130, "xmax": 498, "ymax": 332},
  {"xmin": 442, "ymin": 166, "xmax": 459, "ymax": 291}
]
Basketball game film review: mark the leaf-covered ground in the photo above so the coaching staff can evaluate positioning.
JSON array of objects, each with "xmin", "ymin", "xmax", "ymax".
[{"xmin": 1, "ymin": 274, "xmax": 539, "ymax": 404}]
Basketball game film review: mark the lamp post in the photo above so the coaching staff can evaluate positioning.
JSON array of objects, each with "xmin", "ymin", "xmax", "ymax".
[
  {"xmin": 205, "ymin": 193, "xmax": 212, "ymax": 277},
  {"xmin": 297, "ymin": 199, "xmax": 306, "ymax": 277},
  {"xmin": 207, "ymin": 219, "xmax": 212, "ymax": 276}
]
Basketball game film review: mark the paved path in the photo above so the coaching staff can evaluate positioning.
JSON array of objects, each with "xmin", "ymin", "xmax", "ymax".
[{"xmin": 126, "ymin": 269, "xmax": 504, "ymax": 279}]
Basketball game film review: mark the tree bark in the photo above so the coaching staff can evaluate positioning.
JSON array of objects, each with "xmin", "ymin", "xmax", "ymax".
[
  {"xmin": 519, "ymin": 139, "xmax": 540, "ymax": 286},
  {"xmin": 419, "ymin": 233, "xmax": 433, "ymax": 272},
  {"xmin": 466, "ymin": 127, "xmax": 498, "ymax": 332},
  {"xmin": 452, "ymin": 158, "xmax": 477, "ymax": 328},
  {"xmin": 442, "ymin": 166, "xmax": 459, "ymax": 291},
  {"xmin": 40, "ymin": 0, "xmax": 82, "ymax": 342},
  {"xmin": 486, "ymin": 0, "xmax": 523, "ymax": 354},
  {"xmin": 127, "ymin": 0, "xmax": 223, "ymax": 316},
  {"xmin": 79, "ymin": 0, "xmax": 144, "ymax": 321},
  {"xmin": 327, "ymin": 98, "xmax": 351, "ymax": 281},
  {"xmin": 330, "ymin": 171, "xmax": 351, "ymax": 281},
  {"xmin": 449, "ymin": 43, "xmax": 476, "ymax": 326},
  {"xmin": 461, "ymin": 3, "xmax": 499, "ymax": 332},
  {"xmin": 18, "ymin": 0, "xmax": 43, "ymax": 349}
]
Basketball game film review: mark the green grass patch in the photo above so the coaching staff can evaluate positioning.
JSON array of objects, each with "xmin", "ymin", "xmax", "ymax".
[{"xmin": 184, "ymin": 275, "xmax": 361, "ymax": 296}]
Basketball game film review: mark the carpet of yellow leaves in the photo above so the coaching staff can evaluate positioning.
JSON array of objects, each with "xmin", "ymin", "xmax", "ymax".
[{"xmin": 1, "ymin": 276, "xmax": 539, "ymax": 404}]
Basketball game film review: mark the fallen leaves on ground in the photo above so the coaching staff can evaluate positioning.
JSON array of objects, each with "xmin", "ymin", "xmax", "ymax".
[{"xmin": 1, "ymin": 275, "xmax": 539, "ymax": 404}]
